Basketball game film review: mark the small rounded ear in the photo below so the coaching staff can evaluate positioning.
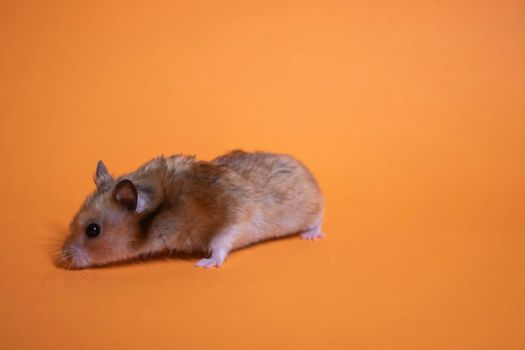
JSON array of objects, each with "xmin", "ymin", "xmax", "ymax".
[
  {"xmin": 94, "ymin": 160, "xmax": 113, "ymax": 187},
  {"xmin": 113, "ymin": 179, "xmax": 138, "ymax": 211}
]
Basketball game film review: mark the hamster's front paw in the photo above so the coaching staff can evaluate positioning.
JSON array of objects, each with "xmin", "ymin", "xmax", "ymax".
[{"xmin": 195, "ymin": 256, "xmax": 224, "ymax": 268}]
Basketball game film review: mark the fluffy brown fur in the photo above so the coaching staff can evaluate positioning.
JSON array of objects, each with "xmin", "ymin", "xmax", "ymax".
[{"xmin": 59, "ymin": 150, "xmax": 324, "ymax": 269}]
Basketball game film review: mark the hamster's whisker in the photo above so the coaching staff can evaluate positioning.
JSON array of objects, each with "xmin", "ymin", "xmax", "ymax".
[{"xmin": 78, "ymin": 270, "xmax": 96, "ymax": 285}]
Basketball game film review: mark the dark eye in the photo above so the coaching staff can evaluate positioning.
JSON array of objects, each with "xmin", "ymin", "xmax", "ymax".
[{"xmin": 86, "ymin": 223, "xmax": 101, "ymax": 238}]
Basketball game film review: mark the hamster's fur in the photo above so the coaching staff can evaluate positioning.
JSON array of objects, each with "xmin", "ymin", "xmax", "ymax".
[{"xmin": 60, "ymin": 150, "xmax": 324, "ymax": 269}]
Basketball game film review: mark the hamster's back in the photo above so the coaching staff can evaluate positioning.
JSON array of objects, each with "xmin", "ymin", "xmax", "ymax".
[{"xmin": 212, "ymin": 150, "xmax": 320, "ymax": 194}]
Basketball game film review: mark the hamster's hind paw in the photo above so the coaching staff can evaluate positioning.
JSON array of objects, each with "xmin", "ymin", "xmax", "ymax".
[
  {"xmin": 195, "ymin": 257, "xmax": 223, "ymax": 269},
  {"xmin": 300, "ymin": 228, "xmax": 325, "ymax": 241}
]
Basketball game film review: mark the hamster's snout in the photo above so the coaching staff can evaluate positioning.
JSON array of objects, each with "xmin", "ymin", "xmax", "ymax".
[{"xmin": 59, "ymin": 244, "xmax": 91, "ymax": 269}]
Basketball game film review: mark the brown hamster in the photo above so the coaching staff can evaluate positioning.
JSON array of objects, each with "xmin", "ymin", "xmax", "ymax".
[{"xmin": 59, "ymin": 150, "xmax": 324, "ymax": 269}]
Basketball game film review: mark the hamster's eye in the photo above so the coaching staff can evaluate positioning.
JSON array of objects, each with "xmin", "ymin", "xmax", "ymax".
[{"xmin": 86, "ymin": 223, "xmax": 101, "ymax": 238}]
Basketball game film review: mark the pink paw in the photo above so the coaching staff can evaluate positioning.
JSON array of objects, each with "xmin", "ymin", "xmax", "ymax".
[
  {"xmin": 300, "ymin": 229, "xmax": 325, "ymax": 241},
  {"xmin": 195, "ymin": 257, "xmax": 223, "ymax": 268}
]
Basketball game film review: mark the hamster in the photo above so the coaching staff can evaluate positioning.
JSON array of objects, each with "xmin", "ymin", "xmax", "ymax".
[{"xmin": 59, "ymin": 150, "xmax": 324, "ymax": 269}]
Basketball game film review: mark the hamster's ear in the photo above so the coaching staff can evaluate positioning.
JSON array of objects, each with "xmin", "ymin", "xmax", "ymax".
[
  {"xmin": 94, "ymin": 160, "xmax": 113, "ymax": 187},
  {"xmin": 113, "ymin": 179, "xmax": 138, "ymax": 211}
]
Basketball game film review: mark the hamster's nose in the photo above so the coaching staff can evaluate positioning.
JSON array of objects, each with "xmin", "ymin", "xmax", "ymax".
[
  {"xmin": 57, "ymin": 246, "xmax": 73, "ymax": 269},
  {"xmin": 58, "ymin": 244, "xmax": 91, "ymax": 269}
]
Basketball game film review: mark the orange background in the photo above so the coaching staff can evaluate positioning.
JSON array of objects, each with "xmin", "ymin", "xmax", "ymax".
[{"xmin": 1, "ymin": 1, "xmax": 524, "ymax": 349}]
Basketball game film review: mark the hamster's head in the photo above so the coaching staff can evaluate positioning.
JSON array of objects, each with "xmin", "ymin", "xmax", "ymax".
[{"xmin": 59, "ymin": 161, "xmax": 153, "ymax": 269}]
